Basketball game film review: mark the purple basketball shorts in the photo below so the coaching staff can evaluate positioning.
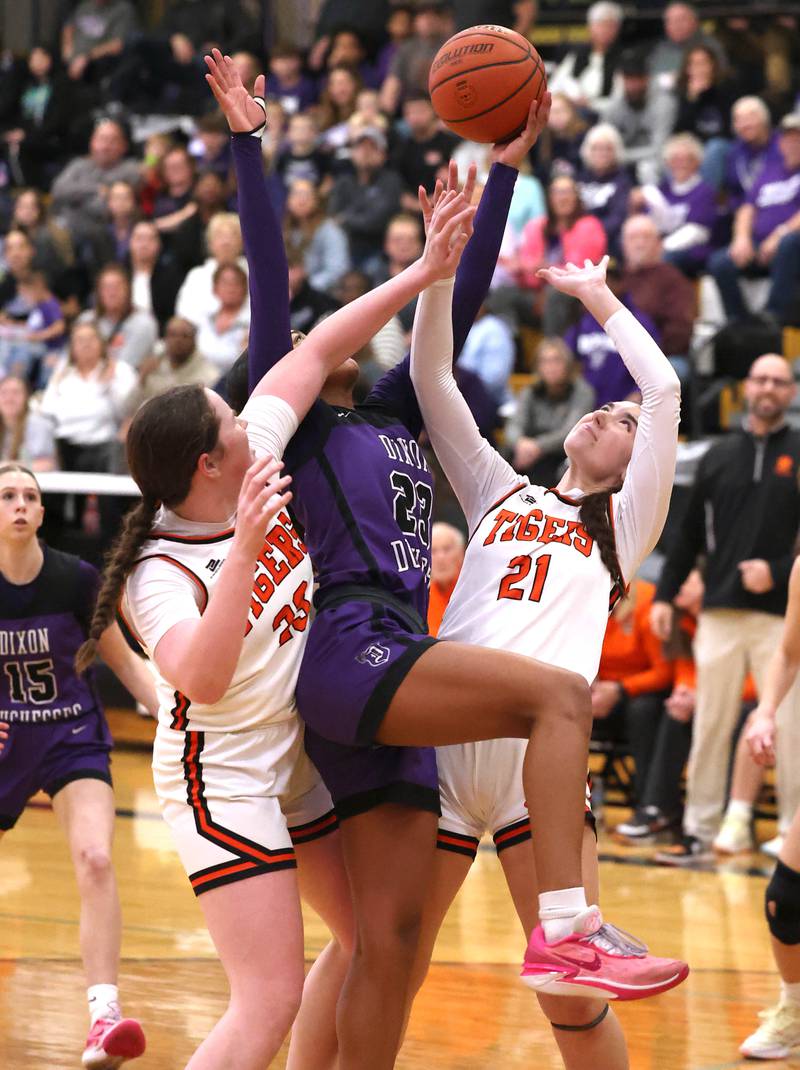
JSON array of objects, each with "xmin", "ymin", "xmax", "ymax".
[
  {"xmin": 297, "ymin": 597, "xmax": 440, "ymax": 819},
  {"xmin": 0, "ymin": 709, "xmax": 112, "ymax": 829}
]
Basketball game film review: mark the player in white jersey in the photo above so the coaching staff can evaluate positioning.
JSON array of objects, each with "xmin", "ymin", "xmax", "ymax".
[
  {"xmin": 73, "ymin": 186, "xmax": 476, "ymax": 1070},
  {"xmin": 406, "ymin": 257, "xmax": 685, "ymax": 1064}
]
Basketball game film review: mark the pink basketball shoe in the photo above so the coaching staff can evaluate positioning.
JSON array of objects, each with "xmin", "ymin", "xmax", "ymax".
[
  {"xmin": 82, "ymin": 1017, "xmax": 146, "ymax": 1068},
  {"xmin": 520, "ymin": 907, "xmax": 689, "ymax": 1001}
]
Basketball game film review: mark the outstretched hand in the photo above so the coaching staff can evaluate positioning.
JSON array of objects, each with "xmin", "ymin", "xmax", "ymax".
[
  {"xmin": 421, "ymin": 189, "xmax": 476, "ymax": 280},
  {"xmin": 537, "ymin": 256, "xmax": 610, "ymax": 296},
  {"xmin": 491, "ymin": 91, "xmax": 551, "ymax": 169},
  {"xmin": 205, "ymin": 48, "xmax": 267, "ymax": 133},
  {"xmin": 419, "ymin": 160, "xmax": 478, "ymax": 236}
]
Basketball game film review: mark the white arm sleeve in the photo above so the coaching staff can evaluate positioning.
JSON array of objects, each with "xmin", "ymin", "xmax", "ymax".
[
  {"xmin": 606, "ymin": 308, "xmax": 681, "ymax": 581},
  {"xmin": 239, "ymin": 393, "xmax": 300, "ymax": 460},
  {"xmin": 409, "ymin": 278, "xmax": 520, "ymax": 535},
  {"xmin": 125, "ymin": 559, "xmax": 203, "ymax": 655}
]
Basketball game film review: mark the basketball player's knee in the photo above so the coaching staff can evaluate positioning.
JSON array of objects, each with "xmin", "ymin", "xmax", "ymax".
[
  {"xmin": 550, "ymin": 671, "xmax": 592, "ymax": 731},
  {"xmin": 76, "ymin": 843, "xmax": 113, "ymax": 884},
  {"xmin": 357, "ymin": 906, "xmax": 423, "ymax": 967},
  {"xmin": 766, "ymin": 860, "xmax": 800, "ymax": 945}
]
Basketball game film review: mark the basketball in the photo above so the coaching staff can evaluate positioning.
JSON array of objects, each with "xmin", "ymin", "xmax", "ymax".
[{"xmin": 428, "ymin": 25, "xmax": 546, "ymax": 144}]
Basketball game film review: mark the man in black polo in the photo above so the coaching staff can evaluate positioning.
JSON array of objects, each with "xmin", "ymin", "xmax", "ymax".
[{"xmin": 651, "ymin": 354, "xmax": 800, "ymax": 861}]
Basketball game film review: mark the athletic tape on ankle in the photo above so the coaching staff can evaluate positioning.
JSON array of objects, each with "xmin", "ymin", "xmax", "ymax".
[
  {"xmin": 550, "ymin": 1003, "xmax": 610, "ymax": 1032},
  {"xmin": 244, "ymin": 97, "xmax": 267, "ymax": 138}
]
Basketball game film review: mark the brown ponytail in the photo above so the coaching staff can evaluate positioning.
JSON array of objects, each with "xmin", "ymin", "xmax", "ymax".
[
  {"xmin": 580, "ymin": 485, "xmax": 625, "ymax": 594},
  {"xmin": 75, "ymin": 384, "xmax": 221, "ymax": 673},
  {"xmin": 75, "ymin": 496, "xmax": 158, "ymax": 673}
]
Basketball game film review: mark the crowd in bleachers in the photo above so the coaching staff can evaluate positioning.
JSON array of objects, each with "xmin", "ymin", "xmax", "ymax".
[{"xmin": 1, "ymin": 1, "xmax": 799, "ymax": 491}]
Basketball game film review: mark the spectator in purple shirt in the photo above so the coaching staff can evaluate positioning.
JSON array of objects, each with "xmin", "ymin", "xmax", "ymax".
[
  {"xmin": 708, "ymin": 112, "xmax": 800, "ymax": 325},
  {"xmin": 153, "ymin": 145, "xmax": 197, "ymax": 233},
  {"xmin": 633, "ymin": 132, "xmax": 717, "ymax": 275},
  {"xmin": 724, "ymin": 95, "xmax": 782, "ymax": 213},
  {"xmin": 576, "ymin": 122, "xmax": 632, "ymax": 256},
  {"xmin": 266, "ymin": 43, "xmax": 319, "ymax": 116},
  {"xmin": 565, "ymin": 261, "xmax": 657, "ymax": 406}
]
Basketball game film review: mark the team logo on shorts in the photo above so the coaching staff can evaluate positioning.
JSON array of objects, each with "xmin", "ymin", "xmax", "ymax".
[{"xmin": 356, "ymin": 643, "xmax": 391, "ymax": 667}]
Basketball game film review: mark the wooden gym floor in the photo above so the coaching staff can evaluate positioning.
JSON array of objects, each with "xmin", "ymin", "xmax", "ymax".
[{"xmin": 0, "ymin": 712, "xmax": 789, "ymax": 1069}]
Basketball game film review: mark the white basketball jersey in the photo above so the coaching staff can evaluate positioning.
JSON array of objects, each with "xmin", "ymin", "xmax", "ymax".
[
  {"xmin": 123, "ymin": 508, "xmax": 313, "ymax": 733},
  {"xmin": 440, "ymin": 483, "xmax": 621, "ymax": 684}
]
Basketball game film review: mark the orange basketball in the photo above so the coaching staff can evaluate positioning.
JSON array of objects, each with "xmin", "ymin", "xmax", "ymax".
[{"xmin": 428, "ymin": 25, "xmax": 546, "ymax": 144}]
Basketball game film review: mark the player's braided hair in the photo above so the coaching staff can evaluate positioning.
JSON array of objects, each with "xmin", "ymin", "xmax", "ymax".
[
  {"xmin": 75, "ymin": 385, "xmax": 221, "ymax": 673},
  {"xmin": 579, "ymin": 485, "xmax": 625, "ymax": 595}
]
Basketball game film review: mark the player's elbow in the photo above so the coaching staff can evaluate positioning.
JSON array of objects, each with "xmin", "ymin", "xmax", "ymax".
[{"xmin": 163, "ymin": 662, "xmax": 232, "ymax": 707}]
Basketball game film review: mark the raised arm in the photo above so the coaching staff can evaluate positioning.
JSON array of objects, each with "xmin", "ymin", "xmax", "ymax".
[
  {"xmin": 367, "ymin": 95, "xmax": 551, "ymax": 434},
  {"xmin": 410, "ymin": 278, "xmax": 520, "ymax": 534},
  {"xmin": 205, "ymin": 52, "xmax": 292, "ymax": 391},
  {"xmin": 245, "ymin": 189, "xmax": 474, "ymax": 433},
  {"xmin": 538, "ymin": 258, "xmax": 681, "ymax": 580}
]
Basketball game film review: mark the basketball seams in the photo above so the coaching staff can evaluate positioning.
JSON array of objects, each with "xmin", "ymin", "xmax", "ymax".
[
  {"xmin": 434, "ymin": 55, "xmax": 544, "ymax": 129},
  {"xmin": 444, "ymin": 27, "xmax": 532, "ymax": 55},
  {"xmin": 429, "ymin": 52, "xmax": 533, "ymax": 94}
]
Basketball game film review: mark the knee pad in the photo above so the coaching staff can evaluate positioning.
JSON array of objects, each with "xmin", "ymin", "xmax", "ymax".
[
  {"xmin": 550, "ymin": 1003, "xmax": 609, "ymax": 1032},
  {"xmin": 766, "ymin": 860, "xmax": 800, "ymax": 946}
]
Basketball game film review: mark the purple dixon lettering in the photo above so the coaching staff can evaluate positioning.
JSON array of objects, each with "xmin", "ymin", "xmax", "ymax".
[
  {"xmin": 244, "ymin": 515, "xmax": 308, "ymax": 636},
  {"xmin": 483, "ymin": 508, "xmax": 595, "ymax": 557}
]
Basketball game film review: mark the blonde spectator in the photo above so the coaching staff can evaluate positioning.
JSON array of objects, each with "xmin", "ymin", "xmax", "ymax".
[
  {"xmin": 0, "ymin": 375, "xmax": 56, "ymax": 469},
  {"xmin": 174, "ymin": 212, "xmax": 248, "ymax": 327},
  {"xmin": 79, "ymin": 264, "xmax": 158, "ymax": 370},
  {"xmin": 284, "ymin": 178, "xmax": 350, "ymax": 292},
  {"xmin": 504, "ymin": 337, "xmax": 595, "ymax": 487},
  {"xmin": 40, "ymin": 322, "xmax": 136, "ymax": 498},
  {"xmin": 195, "ymin": 264, "xmax": 250, "ymax": 376}
]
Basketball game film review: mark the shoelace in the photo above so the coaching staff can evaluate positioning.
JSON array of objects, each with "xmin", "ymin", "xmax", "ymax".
[{"xmin": 584, "ymin": 923, "xmax": 649, "ymax": 958}]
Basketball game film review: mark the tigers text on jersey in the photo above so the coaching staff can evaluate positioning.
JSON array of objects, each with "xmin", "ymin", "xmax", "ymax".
[
  {"xmin": 440, "ymin": 484, "xmax": 619, "ymax": 684},
  {"xmin": 123, "ymin": 507, "xmax": 312, "ymax": 733}
]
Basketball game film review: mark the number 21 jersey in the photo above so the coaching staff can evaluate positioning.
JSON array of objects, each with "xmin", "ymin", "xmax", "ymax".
[{"xmin": 440, "ymin": 483, "xmax": 622, "ymax": 685}]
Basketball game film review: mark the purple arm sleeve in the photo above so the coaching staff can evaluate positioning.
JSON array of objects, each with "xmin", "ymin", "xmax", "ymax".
[
  {"xmin": 366, "ymin": 161, "xmax": 518, "ymax": 437},
  {"xmin": 231, "ymin": 134, "xmax": 293, "ymax": 394}
]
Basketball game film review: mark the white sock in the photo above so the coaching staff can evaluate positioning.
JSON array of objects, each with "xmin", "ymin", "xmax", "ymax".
[
  {"xmin": 781, "ymin": 980, "xmax": 800, "ymax": 1008},
  {"xmin": 726, "ymin": 799, "xmax": 753, "ymax": 821},
  {"xmin": 539, "ymin": 887, "xmax": 588, "ymax": 943},
  {"xmin": 88, "ymin": 984, "xmax": 121, "ymax": 1025}
]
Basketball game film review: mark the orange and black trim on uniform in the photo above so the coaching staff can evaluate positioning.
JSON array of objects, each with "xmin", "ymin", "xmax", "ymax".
[
  {"xmin": 436, "ymin": 827, "xmax": 480, "ymax": 860},
  {"xmin": 467, "ymin": 481, "xmax": 528, "ymax": 548},
  {"xmin": 288, "ymin": 809, "xmax": 339, "ymax": 845},
  {"xmin": 493, "ymin": 816, "xmax": 532, "ymax": 854},
  {"xmin": 148, "ymin": 528, "xmax": 235, "ymax": 544},
  {"xmin": 134, "ymin": 553, "xmax": 210, "ymax": 613},
  {"xmin": 182, "ymin": 730, "xmax": 297, "ymax": 895},
  {"xmin": 169, "ymin": 690, "xmax": 191, "ymax": 731}
]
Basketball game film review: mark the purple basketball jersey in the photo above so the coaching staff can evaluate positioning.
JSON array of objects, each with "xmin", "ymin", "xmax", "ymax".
[{"xmin": 0, "ymin": 546, "xmax": 102, "ymax": 725}]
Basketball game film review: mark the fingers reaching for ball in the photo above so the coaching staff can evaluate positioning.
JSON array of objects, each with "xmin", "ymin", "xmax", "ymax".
[
  {"xmin": 422, "ymin": 188, "xmax": 476, "ymax": 279},
  {"xmin": 419, "ymin": 162, "xmax": 479, "ymax": 234}
]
